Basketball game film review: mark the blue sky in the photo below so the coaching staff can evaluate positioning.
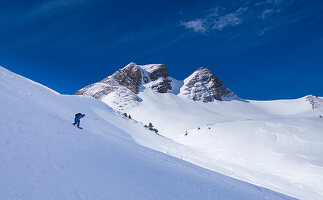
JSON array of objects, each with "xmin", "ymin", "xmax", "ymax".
[{"xmin": 0, "ymin": 0, "xmax": 322, "ymax": 100}]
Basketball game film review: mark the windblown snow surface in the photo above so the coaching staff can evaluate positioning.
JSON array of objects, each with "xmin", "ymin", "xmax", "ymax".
[
  {"xmin": 123, "ymin": 88, "xmax": 323, "ymax": 200},
  {"xmin": 0, "ymin": 66, "xmax": 297, "ymax": 200}
]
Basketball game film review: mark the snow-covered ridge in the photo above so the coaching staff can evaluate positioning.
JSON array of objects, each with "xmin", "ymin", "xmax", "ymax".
[
  {"xmin": 76, "ymin": 62, "xmax": 238, "ymax": 110},
  {"xmin": 0, "ymin": 65, "xmax": 296, "ymax": 200}
]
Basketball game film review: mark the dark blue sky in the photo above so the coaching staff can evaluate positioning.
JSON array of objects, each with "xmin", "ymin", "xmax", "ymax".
[{"xmin": 1, "ymin": 0, "xmax": 322, "ymax": 100}]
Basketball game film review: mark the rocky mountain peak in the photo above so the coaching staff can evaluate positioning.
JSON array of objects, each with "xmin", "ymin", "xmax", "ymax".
[
  {"xmin": 179, "ymin": 67, "xmax": 238, "ymax": 102},
  {"xmin": 141, "ymin": 64, "xmax": 168, "ymax": 80},
  {"xmin": 75, "ymin": 63, "xmax": 238, "ymax": 110},
  {"xmin": 108, "ymin": 62, "xmax": 142, "ymax": 93},
  {"xmin": 75, "ymin": 62, "xmax": 172, "ymax": 110},
  {"xmin": 140, "ymin": 64, "xmax": 171, "ymax": 93}
]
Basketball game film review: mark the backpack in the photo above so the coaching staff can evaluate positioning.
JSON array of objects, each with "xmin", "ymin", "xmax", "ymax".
[{"xmin": 75, "ymin": 113, "xmax": 82, "ymax": 117}]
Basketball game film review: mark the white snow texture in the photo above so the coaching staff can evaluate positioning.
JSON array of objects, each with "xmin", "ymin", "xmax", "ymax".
[{"xmin": 1, "ymin": 65, "xmax": 321, "ymax": 200}]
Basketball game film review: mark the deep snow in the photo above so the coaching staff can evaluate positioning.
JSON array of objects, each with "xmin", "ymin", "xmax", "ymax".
[
  {"xmin": 124, "ymin": 88, "xmax": 323, "ymax": 200},
  {"xmin": 0, "ymin": 66, "xmax": 296, "ymax": 200}
]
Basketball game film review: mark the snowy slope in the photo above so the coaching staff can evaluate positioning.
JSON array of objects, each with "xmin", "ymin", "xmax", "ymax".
[
  {"xmin": 125, "ymin": 91, "xmax": 323, "ymax": 200},
  {"xmin": 0, "ymin": 66, "xmax": 296, "ymax": 200}
]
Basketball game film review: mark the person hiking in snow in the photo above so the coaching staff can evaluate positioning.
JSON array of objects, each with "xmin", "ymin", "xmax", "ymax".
[{"xmin": 73, "ymin": 113, "xmax": 85, "ymax": 127}]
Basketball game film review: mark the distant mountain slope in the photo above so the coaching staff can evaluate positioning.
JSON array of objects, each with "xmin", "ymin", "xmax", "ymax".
[
  {"xmin": 0, "ymin": 66, "xmax": 295, "ymax": 200},
  {"xmin": 75, "ymin": 62, "xmax": 238, "ymax": 110}
]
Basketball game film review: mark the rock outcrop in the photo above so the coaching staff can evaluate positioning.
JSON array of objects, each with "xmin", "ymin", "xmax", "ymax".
[
  {"xmin": 76, "ymin": 63, "xmax": 238, "ymax": 109},
  {"xmin": 179, "ymin": 67, "xmax": 238, "ymax": 102},
  {"xmin": 139, "ymin": 64, "xmax": 172, "ymax": 93},
  {"xmin": 75, "ymin": 62, "xmax": 172, "ymax": 110},
  {"xmin": 305, "ymin": 95, "xmax": 322, "ymax": 110}
]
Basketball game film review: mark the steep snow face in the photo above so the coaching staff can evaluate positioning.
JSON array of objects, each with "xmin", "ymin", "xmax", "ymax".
[
  {"xmin": 179, "ymin": 67, "xmax": 238, "ymax": 102},
  {"xmin": 0, "ymin": 66, "xmax": 296, "ymax": 200},
  {"xmin": 76, "ymin": 62, "xmax": 172, "ymax": 110},
  {"xmin": 126, "ymin": 91, "xmax": 323, "ymax": 200}
]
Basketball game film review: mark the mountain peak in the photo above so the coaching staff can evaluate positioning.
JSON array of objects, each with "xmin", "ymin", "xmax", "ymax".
[
  {"xmin": 124, "ymin": 62, "xmax": 137, "ymax": 68},
  {"xmin": 179, "ymin": 67, "xmax": 238, "ymax": 102},
  {"xmin": 196, "ymin": 66, "xmax": 207, "ymax": 71},
  {"xmin": 75, "ymin": 63, "xmax": 238, "ymax": 109},
  {"xmin": 75, "ymin": 63, "xmax": 172, "ymax": 110}
]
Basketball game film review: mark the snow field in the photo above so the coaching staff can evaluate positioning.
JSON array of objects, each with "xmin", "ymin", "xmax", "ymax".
[
  {"xmin": 126, "ymin": 89, "xmax": 323, "ymax": 200},
  {"xmin": 0, "ymin": 66, "xmax": 296, "ymax": 200}
]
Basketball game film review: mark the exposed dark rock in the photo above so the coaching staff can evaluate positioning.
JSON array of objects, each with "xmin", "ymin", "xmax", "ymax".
[
  {"xmin": 148, "ymin": 64, "xmax": 168, "ymax": 80},
  {"xmin": 180, "ymin": 67, "xmax": 238, "ymax": 102},
  {"xmin": 75, "ymin": 63, "xmax": 238, "ymax": 109},
  {"xmin": 75, "ymin": 62, "xmax": 173, "ymax": 109},
  {"xmin": 108, "ymin": 62, "xmax": 142, "ymax": 93},
  {"xmin": 150, "ymin": 79, "xmax": 172, "ymax": 93}
]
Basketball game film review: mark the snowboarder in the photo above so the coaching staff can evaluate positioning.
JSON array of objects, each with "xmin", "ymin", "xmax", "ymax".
[{"xmin": 73, "ymin": 113, "xmax": 85, "ymax": 128}]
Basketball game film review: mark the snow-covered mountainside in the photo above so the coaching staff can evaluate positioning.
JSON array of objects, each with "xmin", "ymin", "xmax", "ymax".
[
  {"xmin": 0, "ymin": 66, "xmax": 296, "ymax": 200},
  {"xmin": 75, "ymin": 63, "xmax": 323, "ymax": 200},
  {"xmin": 124, "ymin": 92, "xmax": 323, "ymax": 200},
  {"xmin": 76, "ymin": 62, "xmax": 237, "ymax": 110}
]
